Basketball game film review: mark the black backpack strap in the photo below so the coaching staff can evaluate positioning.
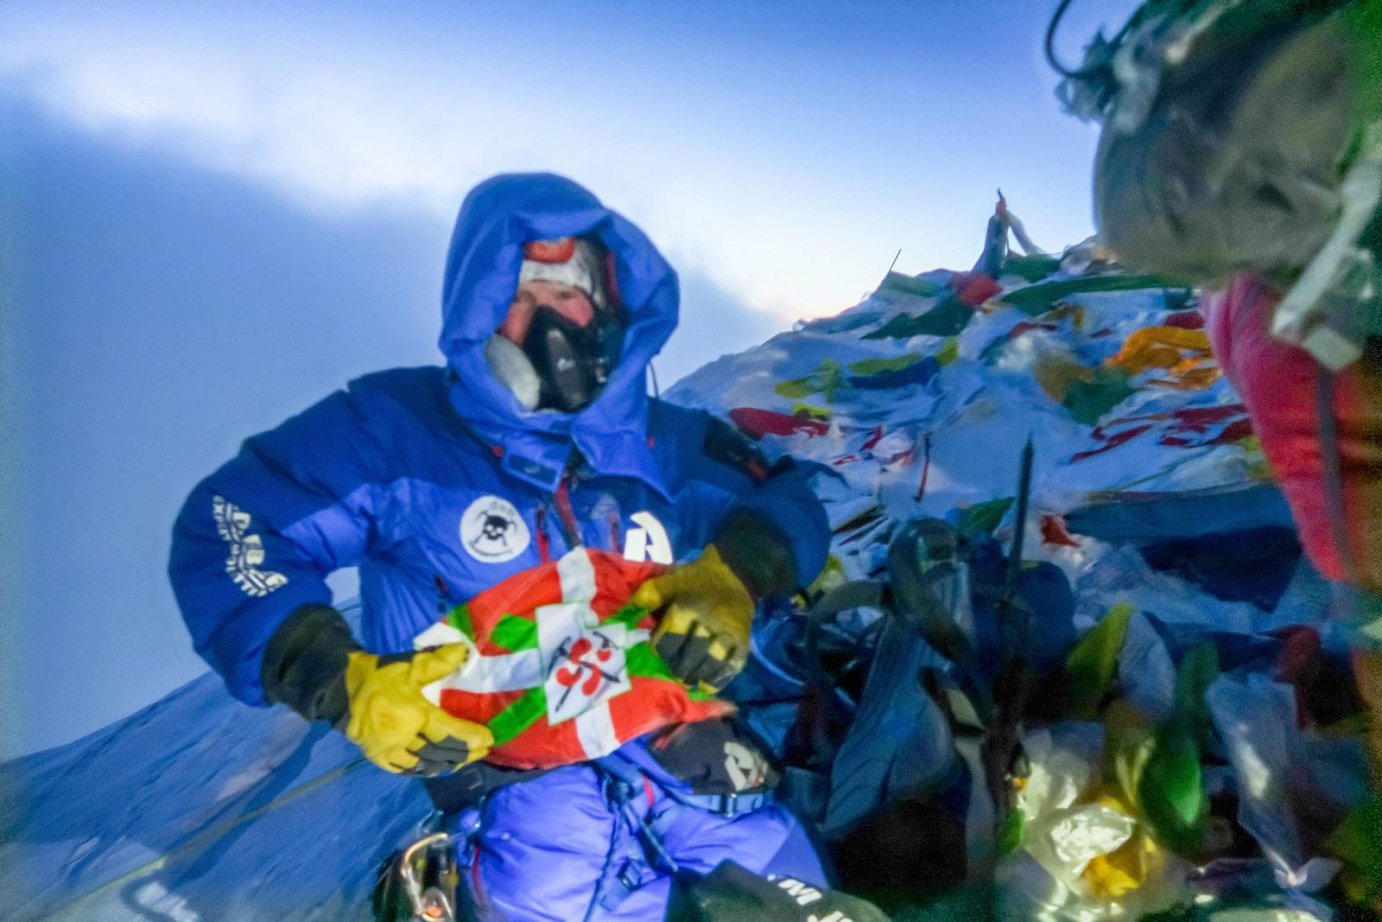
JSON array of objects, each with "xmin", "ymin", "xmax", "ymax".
[
  {"xmin": 800, "ymin": 580, "xmax": 886, "ymax": 761},
  {"xmin": 422, "ymin": 761, "xmax": 551, "ymax": 813}
]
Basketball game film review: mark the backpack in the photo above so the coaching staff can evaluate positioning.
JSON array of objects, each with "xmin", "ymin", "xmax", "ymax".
[{"xmin": 779, "ymin": 516, "xmax": 1075, "ymax": 891}]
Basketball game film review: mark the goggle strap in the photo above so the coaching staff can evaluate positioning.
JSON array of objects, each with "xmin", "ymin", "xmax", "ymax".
[{"xmin": 524, "ymin": 238, "xmax": 577, "ymax": 264}]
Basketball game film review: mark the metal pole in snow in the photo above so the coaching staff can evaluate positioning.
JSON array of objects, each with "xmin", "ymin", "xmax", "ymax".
[{"xmin": 1004, "ymin": 437, "xmax": 1035, "ymax": 615}]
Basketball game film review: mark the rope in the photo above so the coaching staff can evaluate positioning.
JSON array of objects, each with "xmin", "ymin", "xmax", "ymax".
[
  {"xmin": 1045, "ymin": 0, "xmax": 1087, "ymax": 79},
  {"xmin": 1317, "ymin": 371, "xmax": 1361, "ymax": 585},
  {"xmin": 39, "ymin": 758, "xmax": 368, "ymax": 920},
  {"xmin": 1044, "ymin": 0, "xmax": 1142, "ymax": 89}
]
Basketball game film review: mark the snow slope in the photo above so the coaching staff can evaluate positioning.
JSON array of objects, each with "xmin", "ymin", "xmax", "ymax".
[{"xmin": 1, "ymin": 600, "xmax": 430, "ymax": 921}]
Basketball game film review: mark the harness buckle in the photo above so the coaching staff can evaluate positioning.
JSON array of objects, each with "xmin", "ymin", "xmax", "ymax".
[{"xmin": 388, "ymin": 830, "xmax": 461, "ymax": 922}]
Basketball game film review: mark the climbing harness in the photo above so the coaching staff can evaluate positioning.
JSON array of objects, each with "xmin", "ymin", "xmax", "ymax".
[{"xmin": 375, "ymin": 811, "xmax": 469, "ymax": 922}]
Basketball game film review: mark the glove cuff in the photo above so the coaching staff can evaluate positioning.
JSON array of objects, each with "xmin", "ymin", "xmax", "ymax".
[
  {"xmin": 261, "ymin": 603, "xmax": 362, "ymax": 726},
  {"xmin": 712, "ymin": 509, "xmax": 798, "ymax": 599}
]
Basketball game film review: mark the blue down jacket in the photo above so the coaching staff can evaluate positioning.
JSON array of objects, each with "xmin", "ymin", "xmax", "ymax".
[{"xmin": 168, "ymin": 172, "xmax": 830, "ymax": 708}]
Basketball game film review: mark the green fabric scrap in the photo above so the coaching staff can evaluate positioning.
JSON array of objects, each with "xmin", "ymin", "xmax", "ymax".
[
  {"xmin": 486, "ymin": 687, "xmax": 547, "ymax": 746},
  {"xmin": 626, "ymin": 642, "xmax": 677, "ymax": 683},
  {"xmin": 1003, "ymin": 254, "xmax": 1063, "ymax": 282},
  {"xmin": 790, "ymin": 401, "xmax": 831, "ymax": 419},
  {"xmin": 446, "ymin": 604, "xmax": 475, "ymax": 640},
  {"xmin": 998, "ymin": 274, "xmax": 1176, "ymax": 316},
  {"xmin": 878, "ymin": 271, "xmax": 945, "ymax": 297},
  {"xmin": 1063, "ymin": 369, "xmax": 1134, "ymax": 425},
  {"xmin": 1138, "ymin": 729, "xmax": 1206, "ymax": 854},
  {"xmin": 936, "ymin": 337, "xmax": 960, "ymax": 366},
  {"xmin": 686, "ymin": 684, "xmax": 720, "ymax": 702},
  {"xmin": 1327, "ymin": 792, "xmax": 1382, "ymax": 906},
  {"xmin": 954, "ymin": 497, "xmax": 1013, "ymax": 536},
  {"xmin": 847, "ymin": 354, "xmax": 923, "ymax": 376},
  {"xmin": 600, "ymin": 602, "xmax": 651, "ymax": 632},
  {"xmin": 1172, "ymin": 642, "xmax": 1221, "ymax": 749},
  {"xmin": 864, "ymin": 297, "xmax": 973, "ymax": 339},
  {"xmin": 996, "ymin": 807, "xmax": 1025, "ymax": 855},
  {"xmin": 489, "ymin": 613, "xmax": 539, "ymax": 652},
  {"xmin": 1137, "ymin": 643, "xmax": 1219, "ymax": 855},
  {"xmin": 775, "ymin": 360, "xmax": 845, "ymax": 402},
  {"xmin": 1344, "ymin": 0, "xmax": 1382, "ymax": 127},
  {"xmin": 1063, "ymin": 601, "xmax": 1135, "ymax": 719}
]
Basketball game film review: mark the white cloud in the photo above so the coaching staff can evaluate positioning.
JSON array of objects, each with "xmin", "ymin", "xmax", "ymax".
[{"xmin": 0, "ymin": 3, "xmax": 1103, "ymax": 322}]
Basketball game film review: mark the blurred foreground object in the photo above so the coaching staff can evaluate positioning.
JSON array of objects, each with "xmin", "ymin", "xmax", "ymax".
[
  {"xmin": 1055, "ymin": 1, "xmax": 1382, "ymax": 907},
  {"xmin": 1054, "ymin": 0, "xmax": 1382, "ymax": 369}
]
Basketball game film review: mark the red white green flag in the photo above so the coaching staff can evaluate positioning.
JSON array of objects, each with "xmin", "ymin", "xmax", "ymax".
[{"xmin": 416, "ymin": 548, "xmax": 734, "ymax": 769}]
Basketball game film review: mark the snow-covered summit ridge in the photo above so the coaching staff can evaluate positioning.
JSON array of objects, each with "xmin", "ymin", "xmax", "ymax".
[{"xmin": 671, "ymin": 236, "xmax": 1266, "ymax": 606}]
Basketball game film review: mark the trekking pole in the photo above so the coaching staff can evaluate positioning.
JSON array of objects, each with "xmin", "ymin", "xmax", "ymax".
[
  {"xmin": 981, "ymin": 438, "xmax": 1036, "ymax": 823},
  {"xmin": 1004, "ymin": 438, "xmax": 1034, "ymax": 612}
]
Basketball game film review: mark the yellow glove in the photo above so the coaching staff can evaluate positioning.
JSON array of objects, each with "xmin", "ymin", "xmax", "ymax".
[
  {"xmin": 633, "ymin": 545, "xmax": 755, "ymax": 692},
  {"xmin": 343, "ymin": 644, "xmax": 493, "ymax": 776}
]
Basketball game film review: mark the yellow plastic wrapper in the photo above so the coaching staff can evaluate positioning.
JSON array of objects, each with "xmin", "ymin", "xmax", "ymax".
[
  {"xmin": 1104, "ymin": 326, "xmax": 1219, "ymax": 390},
  {"xmin": 996, "ymin": 724, "xmax": 1197, "ymax": 920},
  {"xmin": 1081, "ymin": 796, "xmax": 1163, "ymax": 899}
]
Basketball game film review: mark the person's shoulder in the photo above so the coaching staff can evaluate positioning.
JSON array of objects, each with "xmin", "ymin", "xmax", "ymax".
[
  {"xmin": 343, "ymin": 366, "xmax": 449, "ymax": 418},
  {"xmin": 648, "ymin": 399, "xmax": 711, "ymax": 452},
  {"xmin": 348, "ymin": 365, "xmax": 447, "ymax": 398},
  {"xmin": 648, "ymin": 397, "xmax": 706, "ymax": 427},
  {"xmin": 650, "ymin": 399, "xmax": 771, "ymax": 484},
  {"xmin": 343, "ymin": 365, "xmax": 478, "ymax": 445}
]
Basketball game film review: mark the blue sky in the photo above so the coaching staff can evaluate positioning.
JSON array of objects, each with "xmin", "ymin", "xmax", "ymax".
[{"xmin": 0, "ymin": 0, "xmax": 1142, "ymax": 757}]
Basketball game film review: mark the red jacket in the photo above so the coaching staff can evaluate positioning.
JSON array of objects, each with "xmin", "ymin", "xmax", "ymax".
[{"xmin": 1203, "ymin": 274, "xmax": 1382, "ymax": 592}]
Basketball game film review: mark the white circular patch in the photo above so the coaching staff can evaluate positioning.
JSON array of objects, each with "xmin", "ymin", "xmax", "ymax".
[{"xmin": 460, "ymin": 496, "xmax": 531, "ymax": 563}]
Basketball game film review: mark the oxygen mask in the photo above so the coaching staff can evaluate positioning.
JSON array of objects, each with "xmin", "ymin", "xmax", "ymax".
[
  {"xmin": 520, "ymin": 300, "xmax": 623, "ymax": 413},
  {"xmin": 487, "ymin": 235, "xmax": 625, "ymax": 413}
]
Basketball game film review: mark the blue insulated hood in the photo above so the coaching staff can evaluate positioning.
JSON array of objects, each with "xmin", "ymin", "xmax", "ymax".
[{"xmin": 439, "ymin": 173, "xmax": 679, "ymax": 494}]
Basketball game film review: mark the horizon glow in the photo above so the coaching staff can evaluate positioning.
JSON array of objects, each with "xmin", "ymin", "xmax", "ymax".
[{"xmin": 0, "ymin": 0, "xmax": 1136, "ymax": 320}]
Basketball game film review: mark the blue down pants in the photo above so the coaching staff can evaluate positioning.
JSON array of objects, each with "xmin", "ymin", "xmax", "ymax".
[{"xmin": 459, "ymin": 742, "xmax": 827, "ymax": 921}]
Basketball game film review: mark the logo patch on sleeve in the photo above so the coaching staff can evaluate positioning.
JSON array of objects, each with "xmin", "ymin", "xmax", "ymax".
[
  {"xmin": 622, "ymin": 511, "xmax": 673, "ymax": 564},
  {"xmin": 461, "ymin": 496, "xmax": 531, "ymax": 563},
  {"xmin": 212, "ymin": 496, "xmax": 287, "ymax": 597}
]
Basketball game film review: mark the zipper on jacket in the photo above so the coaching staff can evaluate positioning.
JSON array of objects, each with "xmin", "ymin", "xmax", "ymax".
[
  {"xmin": 534, "ymin": 507, "xmax": 552, "ymax": 563},
  {"xmin": 607, "ymin": 512, "xmax": 622, "ymax": 554},
  {"xmin": 433, "ymin": 574, "xmax": 453, "ymax": 615},
  {"xmin": 553, "ymin": 475, "xmax": 583, "ymax": 550}
]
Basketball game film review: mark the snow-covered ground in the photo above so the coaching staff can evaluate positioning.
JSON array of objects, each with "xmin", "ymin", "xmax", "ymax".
[{"xmin": 2, "ymin": 227, "xmax": 1364, "ymax": 920}]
